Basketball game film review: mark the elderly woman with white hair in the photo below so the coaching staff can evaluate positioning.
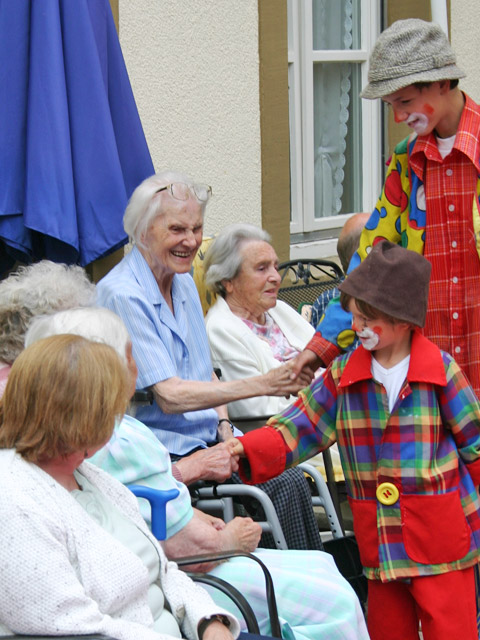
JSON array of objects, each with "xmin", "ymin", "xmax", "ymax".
[
  {"xmin": 97, "ymin": 170, "xmax": 323, "ymax": 551},
  {"xmin": 0, "ymin": 260, "xmax": 96, "ymax": 396},
  {"xmin": 204, "ymin": 223, "xmax": 318, "ymax": 419}
]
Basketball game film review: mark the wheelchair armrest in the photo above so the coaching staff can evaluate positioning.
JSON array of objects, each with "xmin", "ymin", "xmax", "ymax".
[
  {"xmin": 189, "ymin": 573, "xmax": 260, "ymax": 634},
  {"xmin": 131, "ymin": 388, "xmax": 154, "ymax": 405},
  {"xmin": 175, "ymin": 550, "xmax": 282, "ymax": 638}
]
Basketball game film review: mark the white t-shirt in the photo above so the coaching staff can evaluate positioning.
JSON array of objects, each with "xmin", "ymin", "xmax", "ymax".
[
  {"xmin": 371, "ymin": 354, "xmax": 410, "ymax": 413},
  {"xmin": 436, "ymin": 133, "xmax": 456, "ymax": 159}
]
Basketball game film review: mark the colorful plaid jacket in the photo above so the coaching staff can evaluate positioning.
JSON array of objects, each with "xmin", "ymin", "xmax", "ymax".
[
  {"xmin": 238, "ymin": 331, "xmax": 480, "ymax": 582},
  {"xmin": 310, "ymin": 94, "xmax": 480, "ymax": 399}
]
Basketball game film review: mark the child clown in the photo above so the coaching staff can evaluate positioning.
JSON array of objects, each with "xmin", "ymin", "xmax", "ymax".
[{"xmin": 229, "ymin": 241, "xmax": 480, "ymax": 640}]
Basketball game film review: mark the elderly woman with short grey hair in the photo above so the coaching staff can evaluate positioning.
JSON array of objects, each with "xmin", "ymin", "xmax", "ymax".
[{"xmin": 204, "ymin": 223, "xmax": 317, "ymax": 419}]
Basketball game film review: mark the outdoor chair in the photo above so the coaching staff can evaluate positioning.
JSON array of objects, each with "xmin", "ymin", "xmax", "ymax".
[{"xmin": 276, "ymin": 258, "xmax": 343, "ymax": 316}]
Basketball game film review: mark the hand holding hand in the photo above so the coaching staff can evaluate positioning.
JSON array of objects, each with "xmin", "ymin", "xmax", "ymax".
[
  {"xmin": 264, "ymin": 359, "xmax": 314, "ymax": 397},
  {"xmin": 227, "ymin": 437, "xmax": 245, "ymax": 457},
  {"xmin": 289, "ymin": 348, "xmax": 322, "ymax": 381},
  {"xmin": 176, "ymin": 442, "xmax": 238, "ymax": 485}
]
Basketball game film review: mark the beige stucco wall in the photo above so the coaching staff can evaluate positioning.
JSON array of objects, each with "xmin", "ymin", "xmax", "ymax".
[
  {"xmin": 118, "ymin": 0, "xmax": 262, "ymax": 237},
  {"xmin": 450, "ymin": 0, "xmax": 480, "ymax": 102}
]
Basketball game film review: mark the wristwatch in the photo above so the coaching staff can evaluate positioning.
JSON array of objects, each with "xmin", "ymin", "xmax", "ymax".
[
  {"xmin": 217, "ymin": 418, "xmax": 235, "ymax": 433},
  {"xmin": 198, "ymin": 614, "xmax": 231, "ymax": 639}
]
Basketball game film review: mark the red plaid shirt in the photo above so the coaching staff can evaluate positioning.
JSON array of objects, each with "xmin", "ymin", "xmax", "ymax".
[{"xmin": 311, "ymin": 94, "xmax": 480, "ymax": 397}]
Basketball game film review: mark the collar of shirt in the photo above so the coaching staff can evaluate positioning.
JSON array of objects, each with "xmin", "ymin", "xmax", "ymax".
[
  {"xmin": 338, "ymin": 330, "xmax": 447, "ymax": 388},
  {"xmin": 409, "ymin": 93, "xmax": 480, "ymax": 179},
  {"xmin": 128, "ymin": 246, "xmax": 187, "ymax": 307}
]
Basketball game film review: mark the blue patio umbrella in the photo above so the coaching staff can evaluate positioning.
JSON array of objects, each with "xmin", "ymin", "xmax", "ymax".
[{"xmin": 0, "ymin": 0, "xmax": 154, "ymax": 272}]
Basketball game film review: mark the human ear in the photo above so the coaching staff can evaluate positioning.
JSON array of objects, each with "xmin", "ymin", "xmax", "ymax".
[
  {"xmin": 222, "ymin": 279, "xmax": 234, "ymax": 294},
  {"xmin": 438, "ymin": 80, "xmax": 450, "ymax": 94}
]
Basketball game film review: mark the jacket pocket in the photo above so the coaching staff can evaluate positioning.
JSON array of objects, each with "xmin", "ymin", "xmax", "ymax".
[
  {"xmin": 401, "ymin": 491, "xmax": 470, "ymax": 564},
  {"xmin": 349, "ymin": 498, "xmax": 379, "ymax": 568}
]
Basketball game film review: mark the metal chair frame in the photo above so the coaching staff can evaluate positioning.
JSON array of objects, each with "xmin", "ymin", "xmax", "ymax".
[
  {"xmin": 277, "ymin": 258, "xmax": 343, "ymax": 311},
  {"xmin": 275, "ymin": 258, "xmax": 345, "ymax": 524}
]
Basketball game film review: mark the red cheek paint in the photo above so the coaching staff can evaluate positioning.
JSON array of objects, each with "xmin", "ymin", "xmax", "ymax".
[
  {"xmin": 394, "ymin": 112, "xmax": 402, "ymax": 123},
  {"xmin": 423, "ymin": 103, "xmax": 434, "ymax": 115},
  {"xmin": 372, "ymin": 326, "xmax": 383, "ymax": 336}
]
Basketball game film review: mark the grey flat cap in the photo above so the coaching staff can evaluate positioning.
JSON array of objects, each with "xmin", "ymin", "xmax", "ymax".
[{"xmin": 361, "ymin": 19, "xmax": 465, "ymax": 99}]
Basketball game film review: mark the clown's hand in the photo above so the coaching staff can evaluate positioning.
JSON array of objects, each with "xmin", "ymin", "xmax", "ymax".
[{"xmin": 227, "ymin": 438, "xmax": 245, "ymax": 457}]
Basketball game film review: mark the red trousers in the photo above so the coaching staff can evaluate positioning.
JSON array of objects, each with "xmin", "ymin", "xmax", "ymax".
[{"xmin": 367, "ymin": 567, "xmax": 477, "ymax": 640}]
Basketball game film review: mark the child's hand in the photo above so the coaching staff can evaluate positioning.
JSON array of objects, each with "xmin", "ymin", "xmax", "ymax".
[{"xmin": 227, "ymin": 437, "xmax": 245, "ymax": 457}]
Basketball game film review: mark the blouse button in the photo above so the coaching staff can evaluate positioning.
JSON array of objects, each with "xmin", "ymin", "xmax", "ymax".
[
  {"xmin": 446, "ymin": 168, "xmax": 453, "ymax": 176},
  {"xmin": 453, "ymin": 312, "xmax": 459, "ymax": 319},
  {"xmin": 448, "ymin": 204, "xmax": 455, "ymax": 212},
  {"xmin": 452, "ymin": 241, "xmax": 457, "ymax": 248}
]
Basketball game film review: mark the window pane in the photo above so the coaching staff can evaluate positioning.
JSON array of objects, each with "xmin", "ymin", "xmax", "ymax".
[
  {"xmin": 312, "ymin": 62, "xmax": 363, "ymax": 218},
  {"xmin": 312, "ymin": 0, "xmax": 361, "ymax": 50}
]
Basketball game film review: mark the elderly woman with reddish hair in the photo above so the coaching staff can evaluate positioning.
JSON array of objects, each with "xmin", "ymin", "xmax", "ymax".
[{"xmin": 0, "ymin": 334, "xmax": 243, "ymax": 640}]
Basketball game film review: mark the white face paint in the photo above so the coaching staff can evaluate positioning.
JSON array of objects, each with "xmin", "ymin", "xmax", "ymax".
[
  {"xmin": 405, "ymin": 112, "xmax": 430, "ymax": 135},
  {"xmin": 356, "ymin": 326, "xmax": 380, "ymax": 351}
]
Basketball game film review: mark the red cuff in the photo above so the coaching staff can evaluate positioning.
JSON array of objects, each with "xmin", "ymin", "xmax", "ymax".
[
  {"xmin": 466, "ymin": 457, "xmax": 480, "ymax": 487},
  {"xmin": 306, "ymin": 333, "xmax": 341, "ymax": 367},
  {"xmin": 237, "ymin": 427, "xmax": 287, "ymax": 484}
]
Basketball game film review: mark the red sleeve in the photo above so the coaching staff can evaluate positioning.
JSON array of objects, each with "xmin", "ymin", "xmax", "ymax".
[
  {"xmin": 306, "ymin": 332, "xmax": 341, "ymax": 368},
  {"xmin": 237, "ymin": 427, "xmax": 287, "ymax": 484}
]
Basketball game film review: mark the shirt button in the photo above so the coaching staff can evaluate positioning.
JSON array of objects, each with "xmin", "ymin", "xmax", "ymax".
[
  {"xmin": 448, "ymin": 204, "xmax": 455, "ymax": 212},
  {"xmin": 453, "ymin": 312, "xmax": 459, "ymax": 319},
  {"xmin": 446, "ymin": 168, "xmax": 453, "ymax": 176},
  {"xmin": 452, "ymin": 241, "xmax": 457, "ymax": 248},
  {"xmin": 452, "ymin": 276, "xmax": 458, "ymax": 283},
  {"xmin": 455, "ymin": 346, "xmax": 461, "ymax": 354}
]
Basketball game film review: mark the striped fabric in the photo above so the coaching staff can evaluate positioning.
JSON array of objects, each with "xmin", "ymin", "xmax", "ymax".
[
  {"xmin": 238, "ymin": 332, "xmax": 480, "ymax": 582},
  {"xmin": 208, "ymin": 549, "xmax": 369, "ymax": 640},
  {"xmin": 89, "ymin": 414, "xmax": 193, "ymax": 534},
  {"xmin": 309, "ymin": 94, "xmax": 480, "ymax": 399},
  {"xmin": 310, "ymin": 285, "xmax": 341, "ymax": 329},
  {"xmin": 97, "ymin": 246, "xmax": 219, "ymax": 455}
]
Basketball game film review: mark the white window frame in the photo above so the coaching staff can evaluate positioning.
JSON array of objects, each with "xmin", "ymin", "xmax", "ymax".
[{"xmin": 288, "ymin": 0, "xmax": 382, "ymax": 253}]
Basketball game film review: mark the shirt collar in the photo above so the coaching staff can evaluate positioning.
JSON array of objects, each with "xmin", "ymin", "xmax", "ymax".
[
  {"xmin": 410, "ymin": 93, "xmax": 480, "ymax": 177},
  {"xmin": 128, "ymin": 246, "xmax": 186, "ymax": 306},
  {"xmin": 338, "ymin": 330, "xmax": 447, "ymax": 388}
]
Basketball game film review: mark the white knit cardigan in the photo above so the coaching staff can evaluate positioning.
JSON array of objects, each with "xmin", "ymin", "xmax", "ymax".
[
  {"xmin": 0, "ymin": 449, "xmax": 239, "ymax": 640},
  {"xmin": 205, "ymin": 296, "xmax": 315, "ymax": 418}
]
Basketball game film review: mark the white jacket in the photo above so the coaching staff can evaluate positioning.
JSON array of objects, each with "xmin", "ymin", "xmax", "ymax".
[
  {"xmin": 205, "ymin": 296, "xmax": 314, "ymax": 418},
  {"xmin": 0, "ymin": 449, "xmax": 239, "ymax": 640}
]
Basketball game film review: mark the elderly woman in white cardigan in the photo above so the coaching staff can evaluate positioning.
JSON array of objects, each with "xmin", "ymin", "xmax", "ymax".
[
  {"xmin": 0, "ymin": 334, "xmax": 247, "ymax": 640},
  {"xmin": 204, "ymin": 224, "xmax": 317, "ymax": 420}
]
